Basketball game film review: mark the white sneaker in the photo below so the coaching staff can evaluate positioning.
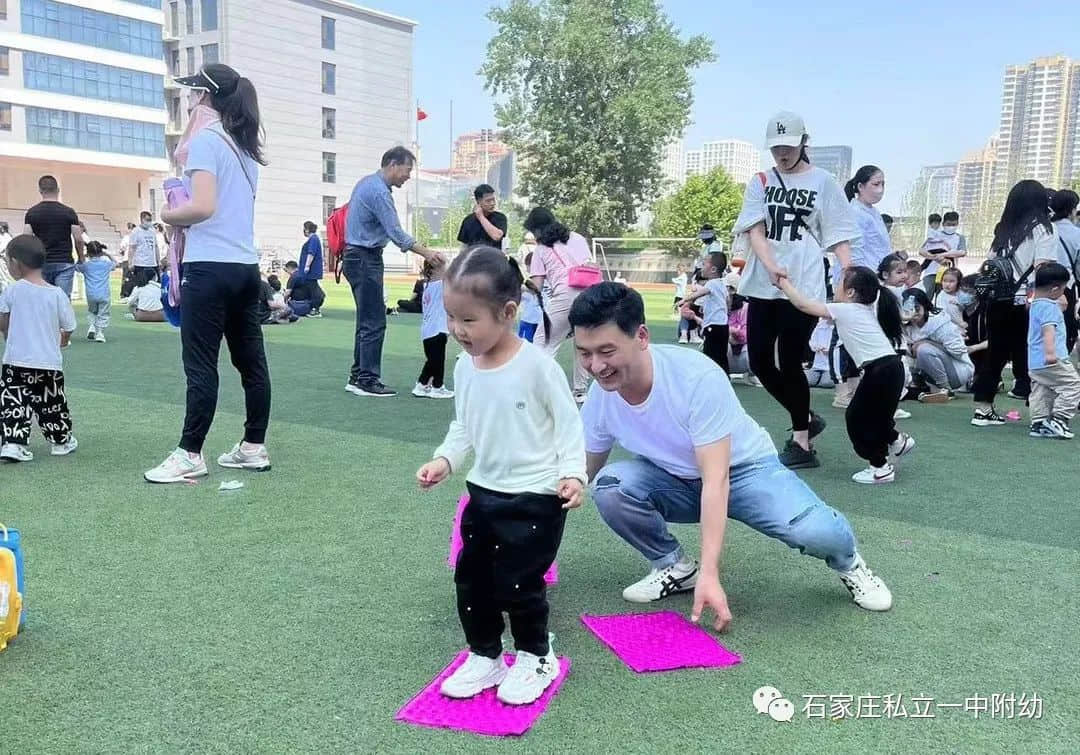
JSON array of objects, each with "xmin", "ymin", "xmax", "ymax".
[
  {"xmin": 429, "ymin": 386, "xmax": 455, "ymax": 399},
  {"xmin": 217, "ymin": 443, "xmax": 271, "ymax": 471},
  {"xmin": 86, "ymin": 327, "xmax": 96, "ymax": 341},
  {"xmin": 144, "ymin": 448, "xmax": 208, "ymax": 483},
  {"xmin": 439, "ymin": 652, "xmax": 509, "ymax": 699},
  {"xmin": 0, "ymin": 443, "xmax": 33, "ymax": 463},
  {"xmin": 51, "ymin": 436, "xmax": 79, "ymax": 456},
  {"xmin": 742, "ymin": 374, "xmax": 762, "ymax": 387},
  {"xmin": 94, "ymin": 331, "xmax": 106, "ymax": 344},
  {"xmin": 852, "ymin": 464, "xmax": 895, "ymax": 484},
  {"xmin": 678, "ymin": 336, "xmax": 689, "ymax": 344},
  {"xmin": 497, "ymin": 646, "xmax": 559, "ymax": 705},
  {"xmin": 888, "ymin": 433, "xmax": 916, "ymax": 458},
  {"xmin": 621, "ymin": 557, "xmax": 698, "ymax": 603},
  {"xmin": 893, "ymin": 408, "xmax": 912, "ymax": 420},
  {"xmin": 411, "ymin": 382, "xmax": 431, "ymax": 398},
  {"xmin": 838, "ymin": 552, "xmax": 893, "ymax": 611},
  {"xmin": 690, "ymin": 334, "xmax": 704, "ymax": 345}
]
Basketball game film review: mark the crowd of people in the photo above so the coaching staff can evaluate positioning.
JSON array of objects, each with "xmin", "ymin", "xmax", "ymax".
[{"xmin": 2, "ymin": 64, "xmax": 1078, "ymax": 707}]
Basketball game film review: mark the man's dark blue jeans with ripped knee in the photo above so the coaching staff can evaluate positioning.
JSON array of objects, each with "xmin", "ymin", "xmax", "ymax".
[{"xmin": 590, "ymin": 455, "xmax": 857, "ymax": 572}]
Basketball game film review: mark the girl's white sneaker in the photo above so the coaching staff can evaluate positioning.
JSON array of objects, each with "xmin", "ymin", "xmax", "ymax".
[
  {"xmin": 51, "ymin": 436, "xmax": 79, "ymax": 456},
  {"xmin": 411, "ymin": 382, "xmax": 432, "ymax": 398},
  {"xmin": 439, "ymin": 652, "xmax": 509, "ymax": 698},
  {"xmin": 497, "ymin": 645, "xmax": 559, "ymax": 705},
  {"xmin": 852, "ymin": 464, "xmax": 895, "ymax": 484}
]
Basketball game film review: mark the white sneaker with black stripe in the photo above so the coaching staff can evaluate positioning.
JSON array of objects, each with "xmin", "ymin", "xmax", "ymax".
[
  {"xmin": 621, "ymin": 557, "xmax": 698, "ymax": 603},
  {"xmin": 838, "ymin": 552, "xmax": 893, "ymax": 611},
  {"xmin": 852, "ymin": 464, "xmax": 895, "ymax": 484},
  {"xmin": 889, "ymin": 433, "xmax": 916, "ymax": 458}
]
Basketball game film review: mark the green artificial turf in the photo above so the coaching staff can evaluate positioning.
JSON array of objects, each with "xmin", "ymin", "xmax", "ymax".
[{"xmin": 2, "ymin": 281, "xmax": 1078, "ymax": 753}]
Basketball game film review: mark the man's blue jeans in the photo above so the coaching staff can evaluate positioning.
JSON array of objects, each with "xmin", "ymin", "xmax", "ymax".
[
  {"xmin": 43, "ymin": 263, "xmax": 76, "ymax": 298},
  {"xmin": 342, "ymin": 246, "xmax": 385, "ymax": 383},
  {"xmin": 591, "ymin": 455, "xmax": 857, "ymax": 572}
]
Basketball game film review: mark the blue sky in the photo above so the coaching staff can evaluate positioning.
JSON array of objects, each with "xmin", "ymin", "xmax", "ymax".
[{"xmin": 372, "ymin": 0, "xmax": 1080, "ymax": 213}]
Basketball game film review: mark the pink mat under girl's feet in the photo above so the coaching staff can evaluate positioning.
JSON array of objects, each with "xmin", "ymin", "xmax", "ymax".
[{"xmin": 581, "ymin": 611, "xmax": 741, "ymax": 673}]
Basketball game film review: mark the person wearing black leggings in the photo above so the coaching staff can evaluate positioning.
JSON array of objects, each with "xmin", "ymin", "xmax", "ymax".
[
  {"xmin": 680, "ymin": 251, "xmax": 730, "ymax": 372},
  {"xmin": 732, "ymin": 111, "xmax": 858, "ymax": 469}
]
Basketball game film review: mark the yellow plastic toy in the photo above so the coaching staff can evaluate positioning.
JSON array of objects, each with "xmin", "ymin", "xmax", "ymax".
[{"xmin": 0, "ymin": 547, "xmax": 21, "ymax": 652}]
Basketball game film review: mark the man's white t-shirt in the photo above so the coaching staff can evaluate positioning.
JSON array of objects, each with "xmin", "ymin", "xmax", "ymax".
[
  {"xmin": 825, "ymin": 302, "xmax": 896, "ymax": 367},
  {"xmin": 699, "ymin": 278, "xmax": 729, "ymax": 328},
  {"xmin": 0, "ymin": 279, "xmax": 76, "ymax": 371},
  {"xmin": 733, "ymin": 166, "xmax": 859, "ymax": 302},
  {"xmin": 582, "ymin": 345, "xmax": 775, "ymax": 479},
  {"xmin": 420, "ymin": 279, "xmax": 448, "ymax": 339}
]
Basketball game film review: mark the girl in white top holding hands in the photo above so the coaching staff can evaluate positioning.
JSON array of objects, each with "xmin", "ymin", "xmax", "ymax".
[{"xmin": 733, "ymin": 111, "xmax": 859, "ymax": 470}]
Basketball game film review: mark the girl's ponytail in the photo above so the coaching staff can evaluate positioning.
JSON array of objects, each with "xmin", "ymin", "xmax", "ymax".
[
  {"xmin": 844, "ymin": 177, "xmax": 858, "ymax": 202},
  {"xmin": 873, "ymin": 278, "xmax": 903, "ymax": 348}
]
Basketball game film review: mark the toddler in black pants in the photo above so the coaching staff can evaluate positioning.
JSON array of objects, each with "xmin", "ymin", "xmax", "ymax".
[
  {"xmin": 680, "ymin": 251, "xmax": 730, "ymax": 372},
  {"xmin": 780, "ymin": 266, "xmax": 916, "ymax": 484},
  {"xmin": 417, "ymin": 246, "xmax": 586, "ymax": 705},
  {"xmin": 412, "ymin": 259, "xmax": 454, "ymax": 399}
]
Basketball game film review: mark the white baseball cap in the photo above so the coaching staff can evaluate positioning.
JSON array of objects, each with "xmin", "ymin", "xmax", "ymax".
[{"xmin": 765, "ymin": 111, "xmax": 807, "ymax": 148}]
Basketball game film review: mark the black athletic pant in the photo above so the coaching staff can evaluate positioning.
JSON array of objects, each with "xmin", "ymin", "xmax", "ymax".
[
  {"xmin": 701, "ymin": 324, "xmax": 730, "ymax": 373},
  {"xmin": 828, "ymin": 326, "xmax": 861, "ymax": 384},
  {"xmin": 846, "ymin": 355, "xmax": 904, "ymax": 468},
  {"xmin": 1065, "ymin": 287, "xmax": 1078, "ymax": 354},
  {"xmin": 972, "ymin": 301, "xmax": 1030, "ymax": 403},
  {"xmin": 418, "ymin": 333, "xmax": 448, "ymax": 388},
  {"xmin": 747, "ymin": 297, "xmax": 816, "ymax": 431},
  {"xmin": 179, "ymin": 262, "xmax": 271, "ymax": 454},
  {"xmin": 0, "ymin": 365, "xmax": 73, "ymax": 446},
  {"xmin": 455, "ymin": 483, "xmax": 567, "ymax": 658}
]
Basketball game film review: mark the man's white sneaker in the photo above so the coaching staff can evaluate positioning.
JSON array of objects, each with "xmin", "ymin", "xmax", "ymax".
[
  {"xmin": 51, "ymin": 436, "xmax": 79, "ymax": 456},
  {"xmin": 497, "ymin": 646, "xmax": 559, "ymax": 705},
  {"xmin": 888, "ymin": 432, "xmax": 916, "ymax": 458},
  {"xmin": 852, "ymin": 464, "xmax": 895, "ymax": 484},
  {"xmin": 217, "ymin": 443, "xmax": 271, "ymax": 471},
  {"xmin": 429, "ymin": 386, "xmax": 455, "ymax": 399},
  {"xmin": 412, "ymin": 382, "xmax": 431, "ymax": 398},
  {"xmin": 94, "ymin": 331, "xmax": 106, "ymax": 344},
  {"xmin": 0, "ymin": 444, "xmax": 33, "ymax": 463},
  {"xmin": 893, "ymin": 408, "xmax": 912, "ymax": 419},
  {"xmin": 838, "ymin": 552, "xmax": 893, "ymax": 611},
  {"xmin": 144, "ymin": 448, "xmax": 208, "ymax": 483},
  {"xmin": 621, "ymin": 557, "xmax": 698, "ymax": 603},
  {"xmin": 439, "ymin": 652, "xmax": 509, "ymax": 699}
]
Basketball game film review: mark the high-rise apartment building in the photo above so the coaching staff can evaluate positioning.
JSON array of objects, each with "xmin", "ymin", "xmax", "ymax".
[
  {"xmin": 684, "ymin": 149, "xmax": 701, "ymax": 179},
  {"xmin": 682, "ymin": 140, "xmax": 761, "ymax": 185},
  {"xmin": 658, "ymin": 137, "xmax": 683, "ymax": 195},
  {"xmin": 919, "ymin": 163, "xmax": 958, "ymax": 213},
  {"xmin": 956, "ymin": 138, "xmax": 998, "ymax": 216},
  {"xmin": 451, "ymin": 129, "xmax": 509, "ymax": 180},
  {"xmin": 0, "ymin": 0, "xmax": 170, "ymax": 236},
  {"xmin": 806, "ymin": 145, "xmax": 853, "ymax": 184}
]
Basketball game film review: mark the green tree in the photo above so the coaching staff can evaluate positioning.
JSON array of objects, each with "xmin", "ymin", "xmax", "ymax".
[
  {"xmin": 415, "ymin": 212, "xmax": 434, "ymax": 248},
  {"xmin": 652, "ymin": 167, "xmax": 744, "ymax": 254},
  {"xmin": 432, "ymin": 196, "xmax": 475, "ymax": 247},
  {"xmin": 482, "ymin": 0, "xmax": 712, "ymax": 238}
]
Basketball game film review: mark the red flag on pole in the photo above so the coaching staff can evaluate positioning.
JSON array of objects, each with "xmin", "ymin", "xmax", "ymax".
[{"xmin": 417, "ymin": 107, "xmax": 428, "ymax": 121}]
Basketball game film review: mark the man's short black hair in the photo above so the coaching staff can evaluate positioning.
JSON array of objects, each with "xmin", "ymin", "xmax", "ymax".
[
  {"xmin": 127, "ymin": 222, "xmax": 136, "ymax": 230},
  {"xmin": 474, "ymin": 184, "xmax": 495, "ymax": 201},
  {"xmin": 8, "ymin": 234, "xmax": 46, "ymax": 269},
  {"xmin": 140, "ymin": 211, "xmax": 152, "ymax": 221},
  {"xmin": 38, "ymin": 175, "xmax": 59, "ymax": 195},
  {"xmin": 303, "ymin": 221, "xmax": 317, "ymax": 234},
  {"xmin": 284, "ymin": 260, "xmax": 298, "ymax": 270},
  {"xmin": 928, "ymin": 213, "xmax": 942, "ymax": 224},
  {"xmin": 381, "ymin": 146, "xmax": 416, "ymax": 168},
  {"xmin": 1035, "ymin": 261, "xmax": 1070, "ymax": 288},
  {"xmin": 568, "ymin": 282, "xmax": 645, "ymax": 337},
  {"xmin": 942, "ymin": 211, "xmax": 960, "ymax": 224}
]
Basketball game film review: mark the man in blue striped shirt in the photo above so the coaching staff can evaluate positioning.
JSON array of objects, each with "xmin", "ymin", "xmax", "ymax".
[{"xmin": 343, "ymin": 146, "xmax": 444, "ymax": 397}]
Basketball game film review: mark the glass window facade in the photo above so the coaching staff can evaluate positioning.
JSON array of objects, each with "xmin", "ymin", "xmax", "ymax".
[
  {"xmin": 21, "ymin": 1, "xmax": 163, "ymax": 59},
  {"xmin": 0, "ymin": 103, "xmax": 11, "ymax": 132},
  {"xmin": 184, "ymin": 0, "xmax": 193, "ymax": 34},
  {"xmin": 201, "ymin": 44, "xmax": 218, "ymax": 65},
  {"xmin": 23, "ymin": 52, "xmax": 165, "ymax": 108},
  {"xmin": 322, "ymin": 17, "xmax": 335, "ymax": 50},
  {"xmin": 322, "ymin": 62, "xmax": 335, "ymax": 95},
  {"xmin": 125, "ymin": 0, "xmax": 162, "ymax": 8},
  {"xmin": 322, "ymin": 196, "xmax": 336, "ymax": 222},
  {"xmin": 201, "ymin": 0, "xmax": 217, "ymax": 31},
  {"xmin": 27, "ymin": 107, "xmax": 165, "ymax": 158},
  {"xmin": 0, "ymin": 47, "xmax": 8, "ymax": 77},
  {"xmin": 322, "ymin": 107, "xmax": 335, "ymax": 139},
  {"xmin": 322, "ymin": 152, "xmax": 336, "ymax": 183}
]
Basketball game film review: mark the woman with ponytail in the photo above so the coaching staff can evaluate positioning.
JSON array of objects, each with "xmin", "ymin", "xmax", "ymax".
[
  {"xmin": 146, "ymin": 64, "xmax": 272, "ymax": 483},
  {"xmin": 778, "ymin": 267, "xmax": 916, "ymax": 485},
  {"xmin": 843, "ymin": 166, "xmax": 892, "ymax": 278},
  {"xmin": 732, "ymin": 111, "xmax": 859, "ymax": 469}
]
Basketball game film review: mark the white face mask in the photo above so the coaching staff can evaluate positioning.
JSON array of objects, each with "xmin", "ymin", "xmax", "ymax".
[{"xmin": 942, "ymin": 226, "xmax": 958, "ymax": 235}]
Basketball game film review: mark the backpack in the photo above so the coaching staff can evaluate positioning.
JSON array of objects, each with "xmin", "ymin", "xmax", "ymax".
[
  {"xmin": 0, "ymin": 525, "xmax": 22, "ymax": 651},
  {"xmin": 973, "ymin": 251, "xmax": 1033, "ymax": 303},
  {"xmin": 326, "ymin": 204, "xmax": 349, "ymax": 283}
]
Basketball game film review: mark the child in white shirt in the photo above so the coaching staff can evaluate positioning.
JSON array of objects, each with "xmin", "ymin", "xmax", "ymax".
[
  {"xmin": 413, "ymin": 258, "xmax": 453, "ymax": 399},
  {"xmin": 416, "ymin": 246, "xmax": 585, "ymax": 707}
]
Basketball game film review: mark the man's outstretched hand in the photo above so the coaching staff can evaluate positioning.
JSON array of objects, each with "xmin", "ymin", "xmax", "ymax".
[{"xmin": 690, "ymin": 573, "xmax": 732, "ymax": 632}]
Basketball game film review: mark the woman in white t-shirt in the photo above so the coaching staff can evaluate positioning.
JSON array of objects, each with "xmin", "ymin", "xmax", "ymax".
[
  {"xmin": 732, "ymin": 111, "xmax": 859, "ymax": 469},
  {"xmin": 146, "ymin": 64, "xmax": 271, "ymax": 484},
  {"xmin": 843, "ymin": 165, "xmax": 892, "ymax": 281},
  {"xmin": 1049, "ymin": 189, "xmax": 1080, "ymax": 352},
  {"xmin": 525, "ymin": 206, "xmax": 593, "ymax": 401},
  {"xmin": 971, "ymin": 180, "xmax": 1059, "ymax": 427},
  {"xmin": 779, "ymin": 267, "xmax": 915, "ymax": 485}
]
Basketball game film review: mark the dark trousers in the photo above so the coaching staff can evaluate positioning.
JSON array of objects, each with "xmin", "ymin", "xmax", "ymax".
[
  {"xmin": 309, "ymin": 280, "xmax": 326, "ymax": 309},
  {"xmin": 828, "ymin": 327, "xmax": 861, "ymax": 384},
  {"xmin": 456, "ymin": 483, "xmax": 567, "ymax": 658},
  {"xmin": 134, "ymin": 266, "xmax": 158, "ymax": 287},
  {"xmin": 179, "ymin": 262, "xmax": 271, "ymax": 454},
  {"xmin": 1065, "ymin": 287, "xmax": 1078, "ymax": 354},
  {"xmin": 972, "ymin": 301, "xmax": 1030, "ymax": 403},
  {"xmin": 343, "ymin": 246, "xmax": 385, "ymax": 383},
  {"xmin": 747, "ymin": 297, "xmax": 816, "ymax": 431},
  {"xmin": 418, "ymin": 333, "xmax": 448, "ymax": 388},
  {"xmin": 0, "ymin": 365, "xmax": 73, "ymax": 445},
  {"xmin": 846, "ymin": 355, "xmax": 904, "ymax": 467},
  {"xmin": 702, "ymin": 324, "xmax": 730, "ymax": 373}
]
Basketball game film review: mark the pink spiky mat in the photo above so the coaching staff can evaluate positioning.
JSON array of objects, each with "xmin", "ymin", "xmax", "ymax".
[
  {"xmin": 448, "ymin": 494, "xmax": 558, "ymax": 584},
  {"xmin": 395, "ymin": 651, "xmax": 571, "ymax": 737},
  {"xmin": 581, "ymin": 611, "xmax": 741, "ymax": 673}
]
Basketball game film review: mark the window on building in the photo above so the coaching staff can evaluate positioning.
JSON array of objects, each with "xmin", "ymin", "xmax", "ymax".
[
  {"xmin": 202, "ymin": 44, "xmax": 218, "ymax": 65},
  {"xmin": 23, "ymin": 52, "xmax": 165, "ymax": 108},
  {"xmin": 169, "ymin": 2, "xmax": 178, "ymax": 35},
  {"xmin": 0, "ymin": 47, "xmax": 8, "ymax": 77},
  {"xmin": 25, "ymin": 107, "xmax": 165, "ymax": 158},
  {"xmin": 321, "ymin": 62, "xmax": 335, "ymax": 95},
  {"xmin": 169, "ymin": 49, "xmax": 180, "ymax": 77},
  {"xmin": 21, "ymin": 1, "xmax": 164, "ymax": 59},
  {"xmin": 184, "ymin": 0, "xmax": 194, "ymax": 34},
  {"xmin": 186, "ymin": 48, "xmax": 195, "ymax": 74},
  {"xmin": 322, "ymin": 107, "xmax": 335, "ymax": 139},
  {"xmin": 0, "ymin": 103, "xmax": 11, "ymax": 132},
  {"xmin": 322, "ymin": 17, "xmax": 335, "ymax": 50},
  {"xmin": 322, "ymin": 195, "xmax": 337, "ymax": 222},
  {"xmin": 322, "ymin": 152, "xmax": 336, "ymax": 183},
  {"xmin": 201, "ymin": 0, "xmax": 217, "ymax": 31},
  {"xmin": 0, "ymin": 0, "xmax": 7, "ymax": 21}
]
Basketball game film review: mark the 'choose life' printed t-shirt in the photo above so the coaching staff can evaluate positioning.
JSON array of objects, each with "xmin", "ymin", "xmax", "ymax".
[{"xmin": 734, "ymin": 166, "xmax": 859, "ymax": 302}]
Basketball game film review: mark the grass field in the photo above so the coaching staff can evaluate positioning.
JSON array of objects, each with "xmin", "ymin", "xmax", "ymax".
[{"xmin": 3, "ymin": 279, "xmax": 1079, "ymax": 753}]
